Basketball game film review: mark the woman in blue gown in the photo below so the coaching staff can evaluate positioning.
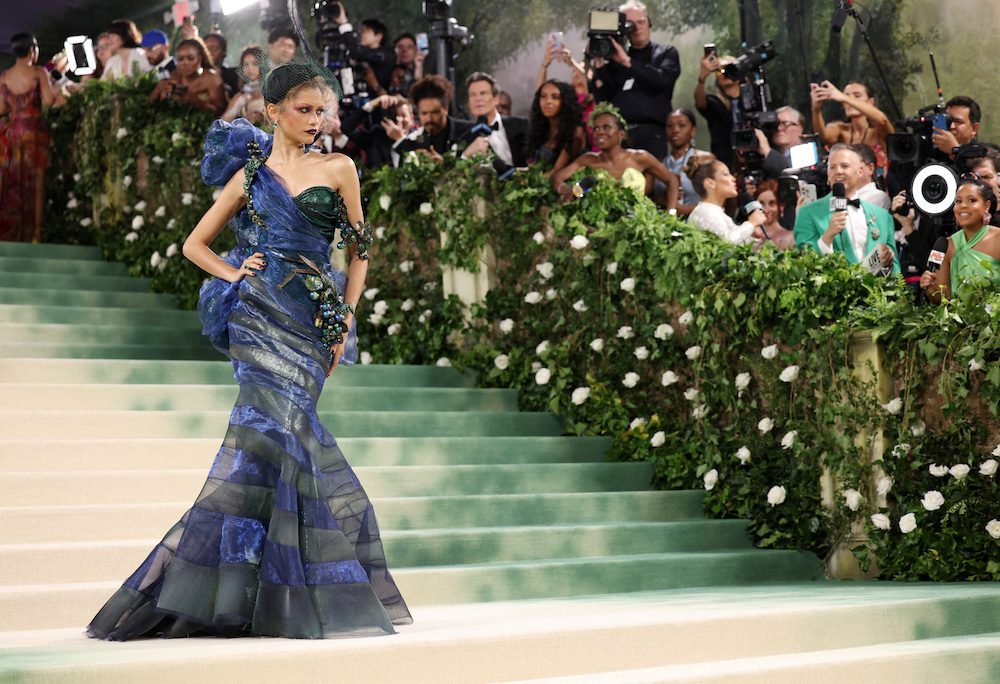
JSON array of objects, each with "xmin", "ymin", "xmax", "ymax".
[{"xmin": 87, "ymin": 63, "xmax": 412, "ymax": 640}]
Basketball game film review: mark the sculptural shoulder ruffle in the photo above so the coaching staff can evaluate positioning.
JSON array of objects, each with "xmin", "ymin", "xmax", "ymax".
[{"xmin": 200, "ymin": 118, "xmax": 274, "ymax": 188}]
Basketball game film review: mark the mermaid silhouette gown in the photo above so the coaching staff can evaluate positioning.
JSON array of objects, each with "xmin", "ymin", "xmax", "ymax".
[{"xmin": 87, "ymin": 119, "xmax": 412, "ymax": 640}]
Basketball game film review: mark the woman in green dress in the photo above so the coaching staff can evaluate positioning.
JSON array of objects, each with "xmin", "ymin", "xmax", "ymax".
[{"xmin": 920, "ymin": 176, "xmax": 1000, "ymax": 301}]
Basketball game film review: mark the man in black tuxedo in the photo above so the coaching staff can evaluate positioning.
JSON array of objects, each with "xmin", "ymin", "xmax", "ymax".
[
  {"xmin": 459, "ymin": 71, "xmax": 528, "ymax": 167},
  {"xmin": 390, "ymin": 75, "xmax": 469, "ymax": 166}
]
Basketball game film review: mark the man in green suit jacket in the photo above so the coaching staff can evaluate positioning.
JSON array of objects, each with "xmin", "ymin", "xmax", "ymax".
[{"xmin": 794, "ymin": 143, "xmax": 899, "ymax": 274}]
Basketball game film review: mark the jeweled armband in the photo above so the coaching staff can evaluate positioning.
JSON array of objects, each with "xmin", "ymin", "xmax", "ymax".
[
  {"xmin": 243, "ymin": 141, "xmax": 268, "ymax": 232},
  {"xmin": 337, "ymin": 220, "xmax": 374, "ymax": 260}
]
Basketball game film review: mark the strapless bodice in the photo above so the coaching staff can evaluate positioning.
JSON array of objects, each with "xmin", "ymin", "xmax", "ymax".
[{"xmin": 292, "ymin": 186, "xmax": 347, "ymax": 241}]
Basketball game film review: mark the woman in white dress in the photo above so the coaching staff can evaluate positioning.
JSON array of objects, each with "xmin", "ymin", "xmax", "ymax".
[{"xmin": 686, "ymin": 157, "xmax": 766, "ymax": 245}]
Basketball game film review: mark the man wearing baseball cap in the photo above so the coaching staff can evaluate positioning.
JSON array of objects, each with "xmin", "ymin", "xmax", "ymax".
[{"xmin": 141, "ymin": 30, "xmax": 174, "ymax": 80}]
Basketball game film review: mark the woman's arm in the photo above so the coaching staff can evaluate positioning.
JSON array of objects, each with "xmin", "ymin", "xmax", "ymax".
[
  {"xmin": 551, "ymin": 154, "xmax": 590, "ymax": 197},
  {"xmin": 328, "ymin": 153, "xmax": 368, "ymax": 370},
  {"xmin": 37, "ymin": 67, "xmax": 64, "ymax": 107},
  {"xmin": 636, "ymin": 152, "xmax": 679, "ymax": 210},
  {"xmin": 919, "ymin": 237, "xmax": 954, "ymax": 303},
  {"xmin": 535, "ymin": 37, "xmax": 554, "ymax": 91},
  {"xmin": 221, "ymin": 92, "xmax": 246, "ymax": 122},
  {"xmin": 182, "ymin": 171, "xmax": 252, "ymax": 283}
]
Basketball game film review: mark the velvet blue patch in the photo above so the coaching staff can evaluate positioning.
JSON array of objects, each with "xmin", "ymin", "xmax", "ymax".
[
  {"xmin": 304, "ymin": 560, "xmax": 368, "ymax": 585},
  {"xmin": 220, "ymin": 515, "xmax": 267, "ymax": 565}
]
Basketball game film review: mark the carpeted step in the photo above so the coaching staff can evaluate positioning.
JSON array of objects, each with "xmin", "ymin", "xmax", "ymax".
[
  {"xmin": 0, "ymin": 359, "xmax": 477, "ymax": 387},
  {"xmin": 0, "ymin": 323, "xmax": 209, "ymax": 345},
  {"xmin": 0, "ymin": 409, "xmax": 565, "ymax": 439},
  {"xmin": 0, "ymin": 383, "xmax": 520, "ymax": 412},
  {"xmin": 0, "ymin": 287, "xmax": 178, "ymax": 309},
  {"xmin": 0, "ymin": 271, "xmax": 153, "ymax": 292},
  {"xmin": 0, "ymin": 341, "xmax": 222, "ymax": 360},
  {"xmin": 0, "ymin": 462, "xmax": 652, "ymax": 506},
  {"xmin": 0, "ymin": 491, "xmax": 704, "ymax": 544},
  {"xmin": 0, "ymin": 521, "xmax": 755, "ymax": 585},
  {"xmin": 0, "ymin": 241, "xmax": 103, "ymax": 259},
  {"xmin": 0, "ymin": 256, "xmax": 128, "ymax": 276},
  {"xmin": 0, "ymin": 303, "xmax": 199, "ymax": 326},
  {"xmin": 0, "ymin": 435, "xmax": 608, "ymax": 472}
]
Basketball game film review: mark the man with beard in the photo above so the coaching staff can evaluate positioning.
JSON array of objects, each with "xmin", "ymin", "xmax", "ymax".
[{"xmin": 391, "ymin": 75, "xmax": 468, "ymax": 165}]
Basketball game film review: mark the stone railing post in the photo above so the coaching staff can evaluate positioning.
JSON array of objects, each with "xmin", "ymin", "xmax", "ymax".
[{"xmin": 439, "ymin": 170, "xmax": 497, "ymax": 313}]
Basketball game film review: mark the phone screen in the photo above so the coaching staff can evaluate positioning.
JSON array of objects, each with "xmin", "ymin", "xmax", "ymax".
[
  {"xmin": 789, "ymin": 141, "xmax": 819, "ymax": 169},
  {"xmin": 415, "ymin": 32, "xmax": 429, "ymax": 54},
  {"xmin": 551, "ymin": 32, "xmax": 564, "ymax": 51},
  {"xmin": 932, "ymin": 113, "xmax": 948, "ymax": 131}
]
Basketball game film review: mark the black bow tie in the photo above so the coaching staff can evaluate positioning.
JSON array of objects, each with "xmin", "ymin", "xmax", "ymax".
[
  {"xmin": 846, "ymin": 198, "xmax": 861, "ymax": 208},
  {"xmin": 486, "ymin": 119, "xmax": 500, "ymax": 132}
]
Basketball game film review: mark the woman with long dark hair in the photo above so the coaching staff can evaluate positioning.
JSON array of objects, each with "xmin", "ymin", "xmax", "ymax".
[
  {"xmin": 687, "ymin": 156, "xmax": 766, "ymax": 245},
  {"xmin": 524, "ymin": 79, "xmax": 586, "ymax": 177},
  {"xmin": 150, "ymin": 37, "xmax": 226, "ymax": 115}
]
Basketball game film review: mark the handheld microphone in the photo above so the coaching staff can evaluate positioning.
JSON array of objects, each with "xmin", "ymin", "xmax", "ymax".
[
  {"xmin": 830, "ymin": 182, "xmax": 848, "ymax": 212},
  {"xmin": 925, "ymin": 237, "xmax": 948, "ymax": 274},
  {"xmin": 743, "ymin": 199, "xmax": 763, "ymax": 215},
  {"xmin": 572, "ymin": 176, "xmax": 598, "ymax": 198}
]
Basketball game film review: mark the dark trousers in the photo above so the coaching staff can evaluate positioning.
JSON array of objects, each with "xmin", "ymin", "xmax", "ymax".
[{"xmin": 628, "ymin": 123, "xmax": 668, "ymax": 159}]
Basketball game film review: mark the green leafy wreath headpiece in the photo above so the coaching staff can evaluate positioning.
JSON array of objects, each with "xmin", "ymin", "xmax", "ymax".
[{"xmin": 588, "ymin": 102, "xmax": 629, "ymax": 130}]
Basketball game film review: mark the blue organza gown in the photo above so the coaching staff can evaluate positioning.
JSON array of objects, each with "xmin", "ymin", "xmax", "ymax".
[{"xmin": 87, "ymin": 119, "xmax": 411, "ymax": 640}]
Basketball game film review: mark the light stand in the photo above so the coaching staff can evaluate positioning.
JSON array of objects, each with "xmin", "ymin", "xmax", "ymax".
[{"xmin": 843, "ymin": 3, "xmax": 903, "ymax": 121}]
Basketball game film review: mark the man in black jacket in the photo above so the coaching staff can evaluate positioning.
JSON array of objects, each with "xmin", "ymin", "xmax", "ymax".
[
  {"xmin": 390, "ymin": 75, "xmax": 468, "ymax": 166},
  {"xmin": 591, "ymin": 0, "xmax": 680, "ymax": 159},
  {"xmin": 460, "ymin": 72, "xmax": 529, "ymax": 167}
]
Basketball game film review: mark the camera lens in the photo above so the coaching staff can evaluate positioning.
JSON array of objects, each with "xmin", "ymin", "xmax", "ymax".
[{"xmin": 923, "ymin": 177, "xmax": 947, "ymax": 203}]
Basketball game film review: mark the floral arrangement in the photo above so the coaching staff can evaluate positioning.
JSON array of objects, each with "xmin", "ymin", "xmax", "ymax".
[{"xmin": 47, "ymin": 82, "xmax": 1000, "ymax": 581}]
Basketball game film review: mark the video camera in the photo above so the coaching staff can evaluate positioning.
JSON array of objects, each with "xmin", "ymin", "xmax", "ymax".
[
  {"xmin": 887, "ymin": 106, "xmax": 952, "ymax": 167},
  {"xmin": 777, "ymin": 136, "xmax": 830, "ymax": 209},
  {"xmin": 585, "ymin": 7, "xmax": 635, "ymax": 59},
  {"xmin": 723, "ymin": 40, "xmax": 779, "ymax": 180},
  {"xmin": 721, "ymin": 41, "xmax": 777, "ymax": 82},
  {"xmin": 312, "ymin": 0, "xmax": 378, "ymax": 109}
]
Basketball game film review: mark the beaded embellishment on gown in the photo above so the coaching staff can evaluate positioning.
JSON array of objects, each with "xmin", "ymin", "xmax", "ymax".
[{"xmin": 87, "ymin": 119, "xmax": 411, "ymax": 640}]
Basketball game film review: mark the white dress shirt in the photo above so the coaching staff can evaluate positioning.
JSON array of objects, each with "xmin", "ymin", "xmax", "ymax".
[
  {"xmin": 688, "ymin": 202, "xmax": 757, "ymax": 245},
  {"xmin": 818, "ymin": 199, "xmax": 869, "ymax": 261},
  {"xmin": 857, "ymin": 181, "xmax": 890, "ymax": 210},
  {"xmin": 487, "ymin": 113, "xmax": 513, "ymax": 165}
]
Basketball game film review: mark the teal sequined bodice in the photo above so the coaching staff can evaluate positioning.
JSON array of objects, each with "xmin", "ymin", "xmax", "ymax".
[{"xmin": 293, "ymin": 186, "xmax": 347, "ymax": 241}]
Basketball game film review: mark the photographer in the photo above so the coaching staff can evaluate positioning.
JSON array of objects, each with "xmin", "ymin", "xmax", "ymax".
[
  {"xmin": 391, "ymin": 33, "xmax": 425, "ymax": 95},
  {"xmin": 460, "ymin": 72, "xmax": 528, "ymax": 167},
  {"xmin": 694, "ymin": 51, "xmax": 740, "ymax": 168},
  {"xmin": 752, "ymin": 106, "xmax": 805, "ymax": 180},
  {"xmin": 932, "ymin": 95, "xmax": 982, "ymax": 160},
  {"xmin": 391, "ymin": 75, "xmax": 467, "ymax": 166},
  {"xmin": 327, "ymin": 5, "xmax": 396, "ymax": 94},
  {"xmin": 794, "ymin": 143, "xmax": 898, "ymax": 273},
  {"xmin": 267, "ymin": 27, "xmax": 299, "ymax": 67},
  {"xmin": 590, "ymin": 0, "xmax": 680, "ymax": 159}
]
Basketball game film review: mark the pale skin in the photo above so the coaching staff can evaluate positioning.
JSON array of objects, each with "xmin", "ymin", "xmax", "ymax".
[
  {"xmin": 462, "ymin": 79, "xmax": 501, "ymax": 159},
  {"xmin": 182, "ymin": 86, "xmax": 368, "ymax": 373},
  {"xmin": 919, "ymin": 184, "xmax": 1000, "ymax": 302},
  {"xmin": 694, "ymin": 53, "xmax": 740, "ymax": 112},
  {"xmin": 551, "ymin": 113, "xmax": 679, "ymax": 209},
  {"xmin": 811, "ymin": 81, "xmax": 893, "ymax": 150},
  {"xmin": 822, "ymin": 148, "xmax": 893, "ymax": 267}
]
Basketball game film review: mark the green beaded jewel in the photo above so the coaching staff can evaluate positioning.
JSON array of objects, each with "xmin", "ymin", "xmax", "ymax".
[
  {"xmin": 337, "ymin": 220, "xmax": 374, "ymax": 260},
  {"xmin": 243, "ymin": 141, "xmax": 268, "ymax": 232},
  {"xmin": 277, "ymin": 255, "xmax": 354, "ymax": 356}
]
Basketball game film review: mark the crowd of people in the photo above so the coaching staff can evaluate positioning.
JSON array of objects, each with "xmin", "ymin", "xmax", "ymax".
[{"xmin": 1, "ymin": 0, "xmax": 997, "ymax": 298}]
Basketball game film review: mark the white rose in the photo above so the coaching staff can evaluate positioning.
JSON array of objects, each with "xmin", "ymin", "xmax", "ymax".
[
  {"xmin": 882, "ymin": 397, "xmax": 903, "ymax": 414},
  {"xmin": 571, "ymin": 387, "xmax": 590, "ymax": 405},
  {"xmin": 165, "ymin": 243, "xmax": 179, "ymax": 258},
  {"xmin": 399, "ymin": 260, "xmax": 414, "ymax": 273},
  {"xmin": 590, "ymin": 338, "xmax": 605, "ymax": 352},
  {"xmin": 994, "ymin": 444, "xmax": 1000, "ymax": 457},
  {"xmin": 684, "ymin": 388, "xmax": 699, "ymax": 402},
  {"xmin": 620, "ymin": 277, "xmax": 636, "ymax": 292},
  {"xmin": 150, "ymin": 251, "xmax": 162, "ymax": 268},
  {"xmin": 545, "ymin": 288, "xmax": 558, "ymax": 300},
  {"xmin": 536, "ymin": 261, "xmax": 554, "ymax": 280},
  {"xmin": 572, "ymin": 299, "xmax": 588, "ymax": 313},
  {"xmin": 436, "ymin": 357, "xmax": 452, "ymax": 367},
  {"xmin": 524, "ymin": 291, "xmax": 543, "ymax": 304},
  {"xmin": 987, "ymin": 519, "xmax": 1000, "ymax": 540},
  {"xmin": 779, "ymin": 365, "xmax": 800, "ymax": 383},
  {"xmin": 80, "ymin": 217, "xmax": 93, "ymax": 227},
  {"xmin": 949, "ymin": 464, "xmax": 970, "ymax": 480},
  {"xmin": 116, "ymin": 127, "xmax": 128, "ymax": 140},
  {"xmin": 373, "ymin": 300, "xmax": 389, "ymax": 316},
  {"xmin": 170, "ymin": 131, "xmax": 184, "ymax": 143},
  {"xmin": 622, "ymin": 372, "xmax": 640, "ymax": 388},
  {"xmin": 419, "ymin": 202, "xmax": 433, "ymax": 215},
  {"xmin": 122, "ymin": 175, "xmax": 132, "ymax": 188},
  {"xmin": 154, "ymin": 205, "xmax": 166, "ymax": 218},
  {"xmin": 499, "ymin": 318, "xmax": 514, "ymax": 334},
  {"xmin": 735, "ymin": 372, "xmax": 751, "ymax": 392},
  {"xmin": 535, "ymin": 367, "xmax": 551, "ymax": 385},
  {"xmin": 387, "ymin": 323, "xmax": 402, "ymax": 336},
  {"xmin": 181, "ymin": 192, "xmax": 193, "ymax": 205},
  {"xmin": 678, "ymin": 310, "xmax": 694, "ymax": 326},
  {"xmin": 654, "ymin": 324, "xmax": 674, "ymax": 340},
  {"xmin": 375, "ymin": 226, "xmax": 386, "ymax": 239},
  {"xmin": 661, "ymin": 370, "xmax": 678, "ymax": 386},
  {"xmin": 781, "ymin": 430, "xmax": 797, "ymax": 449},
  {"xmin": 767, "ymin": 485, "xmax": 787, "ymax": 506},
  {"xmin": 531, "ymin": 361, "xmax": 542, "ymax": 373},
  {"xmin": 898, "ymin": 513, "xmax": 917, "ymax": 534},
  {"xmin": 124, "ymin": 231, "xmax": 139, "ymax": 242},
  {"xmin": 131, "ymin": 216, "xmax": 144, "ymax": 230},
  {"xmin": 379, "ymin": 194, "xmax": 392, "ymax": 211},
  {"xmin": 928, "ymin": 464, "xmax": 949, "ymax": 477},
  {"xmin": 617, "ymin": 326, "xmax": 634, "ymax": 339},
  {"xmin": 152, "ymin": 155, "xmax": 164, "ymax": 164},
  {"xmin": 629, "ymin": 417, "xmax": 646, "ymax": 430},
  {"xmin": 650, "ymin": 431, "xmax": 666, "ymax": 448},
  {"xmin": 72, "ymin": 172, "xmax": 81, "ymax": 182},
  {"xmin": 401, "ymin": 299, "xmax": 415, "ymax": 312},
  {"xmin": 892, "ymin": 443, "xmax": 911, "ymax": 459},
  {"xmin": 363, "ymin": 288, "xmax": 380, "ymax": 301},
  {"xmin": 368, "ymin": 313, "xmax": 384, "ymax": 326},
  {"xmin": 920, "ymin": 490, "xmax": 945, "ymax": 511},
  {"xmin": 911, "ymin": 420, "xmax": 926, "ymax": 437},
  {"xmin": 360, "ymin": 351, "xmax": 373, "ymax": 365},
  {"xmin": 761, "ymin": 344, "xmax": 778, "ymax": 360},
  {"xmin": 758, "ymin": 417, "xmax": 774, "ymax": 434},
  {"xmin": 736, "ymin": 446, "xmax": 751, "ymax": 465},
  {"xmin": 692, "ymin": 405, "xmax": 709, "ymax": 420},
  {"xmin": 871, "ymin": 513, "xmax": 891, "ymax": 530},
  {"xmin": 166, "ymin": 219, "xmax": 176, "ymax": 230},
  {"xmin": 570, "ymin": 234, "xmax": 589, "ymax": 250},
  {"xmin": 67, "ymin": 198, "xmax": 79, "ymax": 209},
  {"xmin": 979, "ymin": 459, "xmax": 998, "ymax": 477},
  {"xmin": 606, "ymin": 261, "xmax": 618, "ymax": 275},
  {"xmin": 876, "ymin": 476, "xmax": 893, "ymax": 497},
  {"xmin": 494, "ymin": 354, "xmax": 509, "ymax": 370},
  {"xmin": 633, "ymin": 346, "xmax": 650, "ymax": 360},
  {"xmin": 969, "ymin": 358, "xmax": 984, "ymax": 371},
  {"xmin": 843, "ymin": 489, "xmax": 863, "ymax": 511},
  {"xmin": 685, "ymin": 345, "xmax": 702, "ymax": 360},
  {"xmin": 703, "ymin": 468, "xmax": 719, "ymax": 491},
  {"xmin": 535, "ymin": 340, "xmax": 550, "ymax": 356},
  {"xmin": 134, "ymin": 200, "xmax": 147, "ymax": 212}
]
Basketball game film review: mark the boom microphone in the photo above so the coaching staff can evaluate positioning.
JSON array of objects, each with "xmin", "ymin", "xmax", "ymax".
[{"xmin": 830, "ymin": 182, "xmax": 848, "ymax": 212}]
